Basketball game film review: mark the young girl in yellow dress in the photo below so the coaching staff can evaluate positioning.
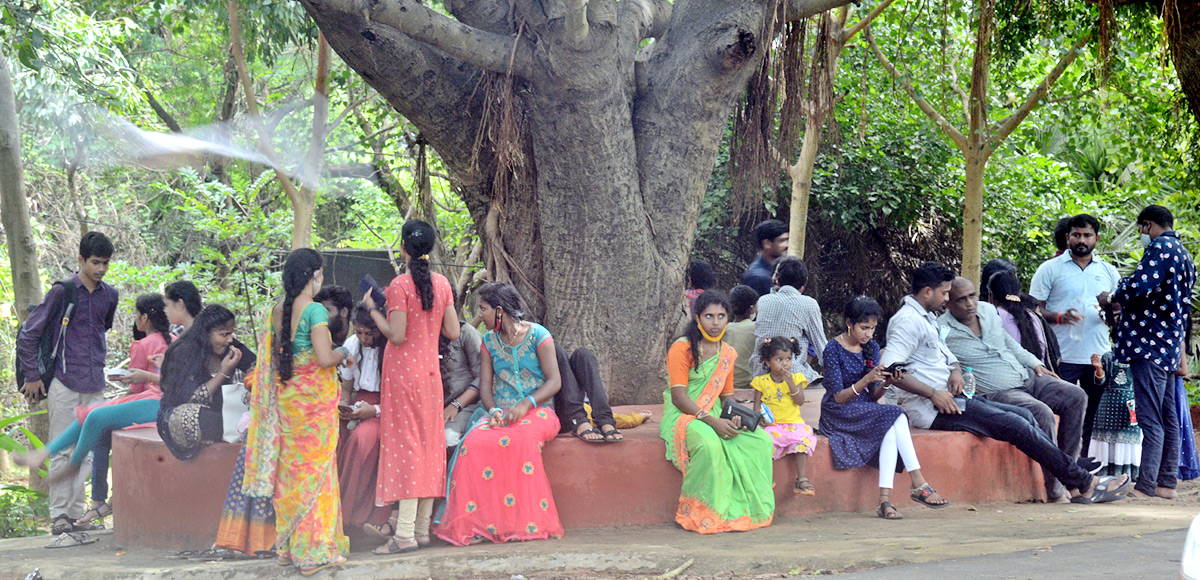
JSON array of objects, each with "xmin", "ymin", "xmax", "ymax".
[{"xmin": 751, "ymin": 337, "xmax": 818, "ymax": 495}]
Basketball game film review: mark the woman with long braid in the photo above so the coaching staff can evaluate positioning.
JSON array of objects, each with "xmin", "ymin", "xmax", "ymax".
[
  {"xmin": 365, "ymin": 219, "xmax": 460, "ymax": 553},
  {"xmin": 243, "ymin": 249, "xmax": 351, "ymax": 576}
]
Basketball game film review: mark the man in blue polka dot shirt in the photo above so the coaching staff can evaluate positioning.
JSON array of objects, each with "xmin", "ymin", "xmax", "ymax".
[{"xmin": 1101, "ymin": 204, "xmax": 1196, "ymax": 499}]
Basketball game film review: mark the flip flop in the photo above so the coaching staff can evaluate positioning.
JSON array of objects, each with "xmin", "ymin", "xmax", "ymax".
[
  {"xmin": 600, "ymin": 427, "xmax": 624, "ymax": 443},
  {"xmin": 572, "ymin": 427, "xmax": 605, "ymax": 443},
  {"xmin": 910, "ymin": 483, "xmax": 950, "ymax": 509},
  {"xmin": 300, "ymin": 555, "xmax": 347, "ymax": 576},
  {"xmin": 45, "ymin": 531, "xmax": 99, "ymax": 549},
  {"xmin": 1071, "ymin": 474, "xmax": 1131, "ymax": 504},
  {"xmin": 876, "ymin": 501, "xmax": 903, "ymax": 520}
]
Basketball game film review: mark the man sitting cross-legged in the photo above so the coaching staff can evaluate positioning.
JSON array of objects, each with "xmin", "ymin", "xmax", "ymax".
[
  {"xmin": 939, "ymin": 276, "xmax": 1088, "ymax": 503},
  {"xmin": 880, "ymin": 261, "xmax": 1129, "ymax": 505}
]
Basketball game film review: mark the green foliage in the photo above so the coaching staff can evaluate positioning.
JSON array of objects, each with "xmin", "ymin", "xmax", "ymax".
[{"xmin": 0, "ymin": 485, "xmax": 48, "ymax": 538}]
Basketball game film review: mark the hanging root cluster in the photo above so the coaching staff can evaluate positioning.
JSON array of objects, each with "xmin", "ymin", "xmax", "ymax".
[
  {"xmin": 729, "ymin": 1, "xmax": 811, "ymax": 222},
  {"xmin": 1097, "ymin": 0, "xmax": 1117, "ymax": 87}
]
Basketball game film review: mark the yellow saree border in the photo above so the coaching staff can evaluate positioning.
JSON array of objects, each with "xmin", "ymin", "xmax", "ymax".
[{"xmin": 671, "ymin": 343, "xmax": 735, "ymax": 475}]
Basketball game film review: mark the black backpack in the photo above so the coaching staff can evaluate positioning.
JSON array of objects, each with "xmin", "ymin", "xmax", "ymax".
[{"xmin": 14, "ymin": 280, "xmax": 79, "ymax": 400}]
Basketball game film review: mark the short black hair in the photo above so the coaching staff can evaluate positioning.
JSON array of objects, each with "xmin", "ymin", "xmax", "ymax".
[
  {"xmin": 979, "ymin": 258, "xmax": 1017, "ymax": 302},
  {"xmin": 773, "ymin": 256, "xmax": 808, "ymax": 290},
  {"xmin": 686, "ymin": 260, "xmax": 716, "ymax": 291},
  {"xmin": 753, "ymin": 219, "xmax": 788, "ymax": 247},
  {"xmin": 910, "ymin": 261, "xmax": 954, "ymax": 295},
  {"xmin": 844, "ymin": 295, "xmax": 883, "ymax": 325},
  {"xmin": 729, "ymin": 285, "xmax": 759, "ymax": 318},
  {"xmin": 314, "ymin": 285, "xmax": 353, "ymax": 314},
  {"xmin": 1066, "ymin": 213, "xmax": 1101, "ymax": 235},
  {"xmin": 1053, "ymin": 217, "xmax": 1071, "ymax": 252},
  {"xmin": 1137, "ymin": 204, "xmax": 1174, "ymax": 229},
  {"xmin": 79, "ymin": 231, "xmax": 114, "ymax": 260},
  {"xmin": 164, "ymin": 280, "xmax": 203, "ymax": 316}
]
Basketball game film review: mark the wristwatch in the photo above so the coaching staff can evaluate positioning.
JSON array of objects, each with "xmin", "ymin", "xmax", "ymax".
[{"xmin": 450, "ymin": 399, "xmax": 463, "ymax": 410}]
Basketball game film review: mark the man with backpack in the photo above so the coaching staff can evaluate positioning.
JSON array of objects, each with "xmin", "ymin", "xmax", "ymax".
[{"xmin": 17, "ymin": 232, "xmax": 118, "ymax": 535}]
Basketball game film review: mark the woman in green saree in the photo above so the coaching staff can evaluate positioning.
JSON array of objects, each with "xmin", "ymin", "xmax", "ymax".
[{"xmin": 661, "ymin": 290, "xmax": 775, "ymax": 533}]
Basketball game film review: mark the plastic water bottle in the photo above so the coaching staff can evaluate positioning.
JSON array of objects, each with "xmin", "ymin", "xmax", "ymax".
[{"xmin": 962, "ymin": 367, "xmax": 976, "ymax": 399}]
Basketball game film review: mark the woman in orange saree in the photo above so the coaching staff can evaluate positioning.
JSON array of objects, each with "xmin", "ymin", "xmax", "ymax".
[{"xmin": 661, "ymin": 291, "xmax": 775, "ymax": 534}]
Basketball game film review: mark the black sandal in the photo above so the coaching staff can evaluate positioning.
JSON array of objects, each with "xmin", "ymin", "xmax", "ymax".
[
  {"xmin": 572, "ymin": 427, "xmax": 605, "ymax": 443},
  {"xmin": 876, "ymin": 501, "xmax": 903, "ymax": 520},
  {"xmin": 600, "ymin": 426, "xmax": 624, "ymax": 443},
  {"xmin": 51, "ymin": 515, "xmax": 73, "ymax": 536}
]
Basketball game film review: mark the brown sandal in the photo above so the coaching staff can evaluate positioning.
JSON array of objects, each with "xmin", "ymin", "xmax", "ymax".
[{"xmin": 877, "ymin": 501, "xmax": 903, "ymax": 520}]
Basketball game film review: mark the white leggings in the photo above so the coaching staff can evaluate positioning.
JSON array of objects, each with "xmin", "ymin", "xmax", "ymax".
[{"xmin": 879, "ymin": 414, "xmax": 921, "ymax": 489}]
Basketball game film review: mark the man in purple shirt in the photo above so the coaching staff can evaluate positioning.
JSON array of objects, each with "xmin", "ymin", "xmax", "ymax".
[{"xmin": 18, "ymin": 231, "xmax": 118, "ymax": 534}]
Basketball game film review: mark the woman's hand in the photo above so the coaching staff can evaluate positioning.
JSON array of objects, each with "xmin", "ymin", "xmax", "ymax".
[
  {"xmin": 488, "ymin": 408, "xmax": 505, "ymax": 428},
  {"xmin": 115, "ymin": 368, "xmax": 157, "ymax": 385},
  {"xmin": 363, "ymin": 291, "xmax": 377, "ymax": 311},
  {"xmin": 864, "ymin": 365, "xmax": 888, "ymax": 386},
  {"xmin": 340, "ymin": 350, "xmax": 356, "ymax": 369},
  {"xmin": 220, "ymin": 347, "xmax": 243, "ymax": 376},
  {"xmin": 349, "ymin": 404, "xmax": 376, "ymax": 421},
  {"xmin": 704, "ymin": 416, "xmax": 740, "ymax": 439},
  {"xmin": 444, "ymin": 404, "xmax": 459, "ymax": 424},
  {"xmin": 503, "ymin": 400, "xmax": 533, "ymax": 425}
]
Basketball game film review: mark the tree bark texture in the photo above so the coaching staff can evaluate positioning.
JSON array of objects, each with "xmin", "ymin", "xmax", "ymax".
[
  {"xmin": 1165, "ymin": 0, "xmax": 1200, "ymax": 123},
  {"xmin": 788, "ymin": 113, "xmax": 824, "ymax": 259},
  {"xmin": 302, "ymin": 0, "xmax": 851, "ymax": 402},
  {"xmin": 0, "ymin": 53, "xmax": 48, "ymax": 491}
]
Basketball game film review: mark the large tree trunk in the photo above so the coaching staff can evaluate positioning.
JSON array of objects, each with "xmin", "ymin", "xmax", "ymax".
[
  {"xmin": 0, "ymin": 52, "xmax": 47, "ymax": 491},
  {"xmin": 302, "ymin": 0, "xmax": 849, "ymax": 402},
  {"xmin": 1166, "ymin": 0, "xmax": 1200, "ymax": 123}
]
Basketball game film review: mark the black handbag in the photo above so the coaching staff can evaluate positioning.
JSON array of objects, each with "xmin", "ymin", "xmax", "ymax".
[{"xmin": 719, "ymin": 399, "xmax": 762, "ymax": 432}]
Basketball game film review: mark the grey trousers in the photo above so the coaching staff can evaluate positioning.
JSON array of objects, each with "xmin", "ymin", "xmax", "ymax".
[
  {"xmin": 47, "ymin": 379, "xmax": 104, "ymax": 520},
  {"xmin": 981, "ymin": 371, "xmax": 1086, "ymax": 499}
]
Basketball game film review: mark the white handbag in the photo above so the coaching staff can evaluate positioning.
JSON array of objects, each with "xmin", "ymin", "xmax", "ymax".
[{"xmin": 221, "ymin": 381, "xmax": 251, "ymax": 443}]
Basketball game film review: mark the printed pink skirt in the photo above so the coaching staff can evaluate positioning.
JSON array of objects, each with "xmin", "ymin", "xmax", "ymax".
[{"xmin": 764, "ymin": 422, "xmax": 817, "ymax": 459}]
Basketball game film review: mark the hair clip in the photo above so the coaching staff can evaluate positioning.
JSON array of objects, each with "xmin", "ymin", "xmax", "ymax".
[
  {"xmin": 764, "ymin": 338, "xmax": 772, "ymax": 343},
  {"xmin": 1006, "ymin": 294, "xmax": 1020, "ymax": 301}
]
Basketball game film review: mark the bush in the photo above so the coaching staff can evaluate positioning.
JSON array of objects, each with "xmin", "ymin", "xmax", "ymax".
[{"xmin": 0, "ymin": 485, "xmax": 48, "ymax": 538}]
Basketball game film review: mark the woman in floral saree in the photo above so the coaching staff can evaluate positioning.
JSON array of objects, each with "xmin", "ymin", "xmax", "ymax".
[
  {"xmin": 433, "ymin": 282, "xmax": 563, "ymax": 546},
  {"xmin": 243, "ymin": 249, "xmax": 352, "ymax": 576},
  {"xmin": 661, "ymin": 290, "xmax": 775, "ymax": 534}
]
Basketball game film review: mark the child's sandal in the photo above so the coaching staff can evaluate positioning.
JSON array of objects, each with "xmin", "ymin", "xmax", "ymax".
[{"xmin": 793, "ymin": 477, "xmax": 816, "ymax": 496}]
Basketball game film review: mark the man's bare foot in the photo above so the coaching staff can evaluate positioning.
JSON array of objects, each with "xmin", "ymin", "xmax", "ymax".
[
  {"xmin": 1126, "ymin": 489, "xmax": 1152, "ymax": 499},
  {"xmin": 1156, "ymin": 486, "xmax": 1178, "ymax": 499},
  {"xmin": 13, "ymin": 449, "xmax": 49, "ymax": 467},
  {"xmin": 1049, "ymin": 494, "xmax": 1071, "ymax": 504},
  {"xmin": 1079, "ymin": 473, "xmax": 1130, "ymax": 503}
]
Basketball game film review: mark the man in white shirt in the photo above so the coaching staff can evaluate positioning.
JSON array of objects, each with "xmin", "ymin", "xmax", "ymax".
[
  {"xmin": 1029, "ymin": 213, "xmax": 1120, "ymax": 453},
  {"xmin": 881, "ymin": 262, "xmax": 1128, "ymax": 505}
]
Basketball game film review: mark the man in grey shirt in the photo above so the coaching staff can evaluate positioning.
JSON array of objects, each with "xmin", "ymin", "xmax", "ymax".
[
  {"xmin": 881, "ymin": 262, "xmax": 1127, "ymax": 505},
  {"xmin": 940, "ymin": 276, "xmax": 1087, "ymax": 502},
  {"xmin": 441, "ymin": 320, "xmax": 482, "ymax": 447}
]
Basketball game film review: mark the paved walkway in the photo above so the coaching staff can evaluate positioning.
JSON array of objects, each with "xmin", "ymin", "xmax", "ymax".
[
  {"xmin": 825, "ymin": 528, "xmax": 1187, "ymax": 579},
  {"xmin": 4, "ymin": 491, "xmax": 1199, "ymax": 579}
]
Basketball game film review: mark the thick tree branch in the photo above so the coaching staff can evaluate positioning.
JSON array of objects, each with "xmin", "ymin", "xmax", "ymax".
[
  {"xmin": 991, "ymin": 33, "xmax": 1092, "ymax": 146},
  {"xmin": 865, "ymin": 26, "xmax": 968, "ymax": 151},
  {"xmin": 787, "ymin": 0, "xmax": 855, "ymax": 21},
  {"xmin": 566, "ymin": 0, "xmax": 590, "ymax": 49},
  {"xmin": 143, "ymin": 90, "xmax": 183, "ymax": 133},
  {"xmin": 333, "ymin": 0, "xmax": 535, "ymax": 77},
  {"xmin": 842, "ymin": 0, "xmax": 896, "ymax": 41}
]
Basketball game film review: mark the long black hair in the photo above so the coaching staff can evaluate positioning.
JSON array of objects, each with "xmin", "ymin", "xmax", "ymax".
[
  {"xmin": 685, "ymin": 290, "xmax": 731, "ymax": 370},
  {"xmin": 988, "ymin": 270, "xmax": 1044, "ymax": 360},
  {"xmin": 160, "ymin": 304, "xmax": 235, "ymax": 408},
  {"xmin": 278, "ymin": 248, "xmax": 323, "ymax": 383},
  {"xmin": 402, "ymin": 220, "xmax": 436, "ymax": 311},
  {"xmin": 136, "ymin": 293, "xmax": 172, "ymax": 346}
]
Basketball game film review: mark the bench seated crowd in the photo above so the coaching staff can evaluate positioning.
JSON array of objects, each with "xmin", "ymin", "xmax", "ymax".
[{"xmin": 13, "ymin": 206, "xmax": 1198, "ymax": 575}]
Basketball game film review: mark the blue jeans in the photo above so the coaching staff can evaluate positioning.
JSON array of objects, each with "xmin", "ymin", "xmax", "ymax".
[{"xmin": 1129, "ymin": 359, "xmax": 1179, "ymax": 494}]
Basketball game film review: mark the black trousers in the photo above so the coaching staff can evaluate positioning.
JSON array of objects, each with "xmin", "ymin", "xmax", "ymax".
[
  {"xmin": 930, "ymin": 397, "xmax": 1092, "ymax": 491},
  {"xmin": 1058, "ymin": 362, "xmax": 1104, "ymax": 456},
  {"xmin": 553, "ymin": 345, "xmax": 615, "ymax": 433}
]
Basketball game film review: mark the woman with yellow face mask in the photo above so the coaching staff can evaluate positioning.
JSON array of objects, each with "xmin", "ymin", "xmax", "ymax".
[{"xmin": 660, "ymin": 290, "xmax": 776, "ymax": 534}]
